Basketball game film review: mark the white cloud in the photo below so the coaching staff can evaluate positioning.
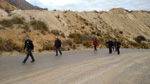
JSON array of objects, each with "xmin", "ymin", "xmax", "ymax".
[{"xmin": 26, "ymin": 0, "xmax": 150, "ymax": 11}]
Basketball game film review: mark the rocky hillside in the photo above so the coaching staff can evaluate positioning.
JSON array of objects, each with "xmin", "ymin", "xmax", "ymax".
[
  {"xmin": 0, "ymin": 7, "xmax": 150, "ymax": 56},
  {"xmin": 6, "ymin": 0, "xmax": 43, "ymax": 10},
  {"xmin": 0, "ymin": 0, "xmax": 16, "ymax": 11}
]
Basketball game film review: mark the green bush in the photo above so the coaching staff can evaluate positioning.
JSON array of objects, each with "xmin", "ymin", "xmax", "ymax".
[
  {"xmin": 98, "ymin": 37, "xmax": 105, "ymax": 44},
  {"xmin": 67, "ymin": 39, "xmax": 73, "ymax": 46},
  {"xmin": 30, "ymin": 20, "xmax": 49, "ymax": 32},
  {"xmin": 69, "ymin": 33, "xmax": 81, "ymax": 38},
  {"xmin": 74, "ymin": 37, "xmax": 82, "ymax": 44},
  {"xmin": 135, "ymin": 35, "xmax": 146, "ymax": 43},
  {"xmin": 140, "ymin": 42, "xmax": 148, "ymax": 49},
  {"xmin": 51, "ymin": 30, "xmax": 60, "ymax": 35},
  {"xmin": 60, "ymin": 32, "xmax": 65, "ymax": 37},
  {"xmin": 69, "ymin": 33, "xmax": 82, "ymax": 44},
  {"xmin": 82, "ymin": 41, "xmax": 91, "ymax": 48},
  {"xmin": 0, "ymin": 19, "xmax": 13, "ymax": 27}
]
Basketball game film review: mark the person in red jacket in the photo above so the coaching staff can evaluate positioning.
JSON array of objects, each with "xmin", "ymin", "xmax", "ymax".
[{"xmin": 93, "ymin": 39, "xmax": 99, "ymax": 52}]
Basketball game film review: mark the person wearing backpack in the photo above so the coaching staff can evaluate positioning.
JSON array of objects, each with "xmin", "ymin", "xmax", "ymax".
[
  {"xmin": 22, "ymin": 36, "xmax": 35, "ymax": 64},
  {"xmin": 55, "ymin": 37, "xmax": 62, "ymax": 56},
  {"xmin": 92, "ymin": 39, "xmax": 99, "ymax": 52}
]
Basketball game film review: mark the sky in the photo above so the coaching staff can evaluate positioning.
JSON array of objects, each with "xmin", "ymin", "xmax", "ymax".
[{"xmin": 26, "ymin": 0, "xmax": 150, "ymax": 11}]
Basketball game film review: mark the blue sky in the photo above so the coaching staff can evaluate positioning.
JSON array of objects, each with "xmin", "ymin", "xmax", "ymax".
[{"xmin": 26, "ymin": 0, "xmax": 150, "ymax": 11}]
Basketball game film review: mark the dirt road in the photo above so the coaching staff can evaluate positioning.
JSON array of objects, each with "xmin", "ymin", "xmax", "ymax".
[{"xmin": 0, "ymin": 49, "xmax": 150, "ymax": 84}]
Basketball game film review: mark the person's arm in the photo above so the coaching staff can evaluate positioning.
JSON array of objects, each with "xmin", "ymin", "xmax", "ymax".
[
  {"xmin": 30, "ymin": 40, "xmax": 34, "ymax": 50},
  {"xmin": 59, "ymin": 40, "xmax": 62, "ymax": 47},
  {"xmin": 97, "ymin": 41, "xmax": 99, "ymax": 46},
  {"xmin": 92, "ymin": 41, "xmax": 94, "ymax": 45},
  {"xmin": 54, "ymin": 40, "xmax": 56, "ymax": 47},
  {"xmin": 24, "ymin": 40, "xmax": 27, "ymax": 50}
]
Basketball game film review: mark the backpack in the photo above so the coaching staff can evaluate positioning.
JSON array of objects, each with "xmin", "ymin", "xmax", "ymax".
[{"xmin": 26, "ymin": 39, "xmax": 31, "ymax": 47}]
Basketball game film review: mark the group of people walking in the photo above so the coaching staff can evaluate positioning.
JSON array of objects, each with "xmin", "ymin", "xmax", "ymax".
[
  {"xmin": 106, "ymin": 39, "xmax": 121, "ymax": 54},
  {"xmin": 22, "ymin": 36, "xmax": 121, "ymax": 64},
  {"xmin": 92, "ymin": 39, "xmax": 121, "ymax": 54},
  {"xmin": 22, "ymin": 36, "xmax": 62, "ymax": 64}
]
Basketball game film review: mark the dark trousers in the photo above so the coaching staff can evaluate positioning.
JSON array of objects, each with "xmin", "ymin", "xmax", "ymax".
[
  {"xmin": 94, "ymin": 45, "xmax": 97, "ymax": 51},
  {"xmin": 56, "ymin": 47, "xmax": 62, "ymax": 56},
  {"xmin": 23, "ymin": 49, "xmax": 35, "ymax": 63},
  {"xmin": 112, "ymin": 46, "xmax": 114, "ymax": 51},
  {"xmin": 115, "ymin": 46, "xmax": 117, "ymax": 51},
  {"xmin": 109, "ymin": 47, "xmax": 112, "ymax": 54},
  {"xmin": 117, "ymin": 47, "xmax": 120, "ymax": 54}
]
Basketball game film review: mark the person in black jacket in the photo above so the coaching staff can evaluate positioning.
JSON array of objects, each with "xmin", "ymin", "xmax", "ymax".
[
  {"xmin": 107, "ymin": 39, "xmax": 113, "ymax": 54},
  {"xmin": 116, "ymin": 40, "xmax": 121, "ymax": 55},
  {"xmin": 22, "ymin": 36, "xmax": 35, "ymax": 64},
  {"xmin": 55, "ymin": 37, "xmax": 62, "ymax": 56}
]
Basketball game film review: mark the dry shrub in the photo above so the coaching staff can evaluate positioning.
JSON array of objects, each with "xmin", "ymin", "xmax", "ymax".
[
  {"xmin": 82, "ymin": 41, "xmax": 91, "ymax": 48},
  {"xmin": 0, "ymin": 19, "xmax": 13, "ymax": 27},
  {"xmin": 43, "ymin": 43, "xmax": 55, "ymax": 50},
  {"xmin": 135, "ymin": 35, "xmax": 146, "ymax": 43},
  {"xmin": 12, "ymin": 16, "xmax": 25, "ymax": 24},
  {"xmin": 51, "ymin": 30, "xmax": 60, "ymax": 35},
  {"xmin": 30, "ymin": 20, "xmax": 49, "ymax": 32},
  {"xmin": 0, "ymin": 38, "xmax": 23, "ymax": 52}
]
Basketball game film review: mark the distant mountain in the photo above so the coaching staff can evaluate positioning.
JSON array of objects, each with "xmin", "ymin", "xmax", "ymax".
[{"xmin": 6, "ymin": 0, "xmax": 43, "ymax": 10}]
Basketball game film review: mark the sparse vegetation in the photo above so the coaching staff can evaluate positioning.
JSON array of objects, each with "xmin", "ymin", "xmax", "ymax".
[
  {"xmin": 96, "ymin": 32, "xmax": 101, "ymax": 36},
  {"xmin": 43, "ymin": 43, "xmax": 55, "ymax": 50},
  {"xmin": 98, "ymin": 37, "xmax": 105, "ymax": 44},
  {"xmin": 23, "ymin": 24, "xmax": 30, "ymax": 32},
  {"xmin": 0, "ymin": 19, "xmax": 13, "ymax": 27},
  {"xmin": 60, "ymin": 32, "xmax": 65, "ymax": 37},
  {"xmin": 0, "ymin": 16, "xmax": 25, "ymax": 27},
  {"xmin": 82, "ymin": 41, "xmax": 91, "ymax": 48},
  {"xmin": 69, "ymin": 33, "xmax": 82, "ymax": 44},
  {"xmin": 69, "ymin": 33, "xmax": 81, "ymax": 38},
  {"xmin": 30, "ymin": 20, "xmax": 49, "ymax": 32},
  {"xmin": 140, "ymin": 42, "xmax": 148, "ymax": 49},
  {"xmin": 135, "ymin": 35, "xmax": 146, "ymax": 43},
  {"xmin": 91, "ymin": 31, "xmax": 96, "ymax": 35},
  {"xmin": 67, "ymin": 39, "xmax": 73, "ymax": 46},
  {"xmin": 55, "ymin": 15, "xmax": 60, "ymax": 19},
  {"xmin": 4, "ymin": 7, "xmax": 11, "ymax": 13},
  {"xmin": 0, "ymin": 38, "xmax": 23, "ymax": 52},
  {"xmin": 12, "ymin": 16, "xmax": 25, "ymax": 24},
  {"xmin": 81, "ymin": 26, "xmax": 85, "ymax": 29},
  {"xmin": 51, "ymin": 30, "xmax": 60, "ymax": 35},
  {"xmin": 129, "ymin": 41, "xmax": 139, "ymax": 48}
]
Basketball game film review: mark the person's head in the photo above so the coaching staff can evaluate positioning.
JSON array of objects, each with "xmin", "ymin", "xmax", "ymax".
[
  {"xmin": 55, "ymin": 36, "xmax": 58, "ymax": 40},
  {"xmin": 25, "ymin": 35, "xmax": 29, "ymax": 40}
]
